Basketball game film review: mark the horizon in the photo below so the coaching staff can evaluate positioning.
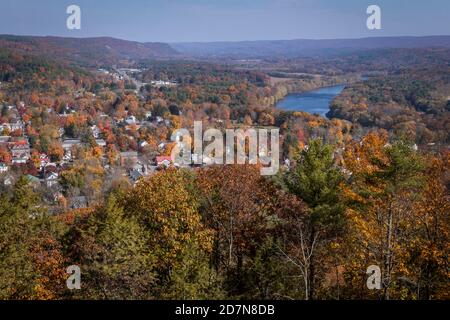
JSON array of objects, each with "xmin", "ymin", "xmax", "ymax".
[
  {"xmin": 1, "ymin": 0, "xmax": 449, "ymax": 42},
  {"xmin": 2, "ymin": 33, "xmax": 450, "ymax": 44}
]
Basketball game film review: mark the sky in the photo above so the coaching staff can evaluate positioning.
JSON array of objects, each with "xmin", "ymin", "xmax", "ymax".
[{"xmin": 0, "ymin": 0, "xmax": 449, "ymax": 42}]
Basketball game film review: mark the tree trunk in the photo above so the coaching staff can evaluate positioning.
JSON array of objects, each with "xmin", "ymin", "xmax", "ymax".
[{"xmin": 308, "ymin": 225, "xmax": 316, "ymax": 300}]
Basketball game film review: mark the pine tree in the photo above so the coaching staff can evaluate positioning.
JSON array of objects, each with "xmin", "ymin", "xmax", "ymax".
[{"xmin": 284, "ymin": 139, "xmax": 345, "ymax": 299}]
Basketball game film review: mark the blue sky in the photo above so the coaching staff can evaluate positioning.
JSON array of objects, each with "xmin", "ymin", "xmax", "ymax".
[{"xmin": 0, "ymin": 0, "xmax": 449, "ymax": 42}]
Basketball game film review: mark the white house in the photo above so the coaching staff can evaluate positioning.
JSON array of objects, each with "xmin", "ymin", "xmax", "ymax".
[
  {"xmin": 44, "ymin": 172, "xmax": 59, "ymax": 188},
  {"xmin": 95, "ymin": 139, "xmax": 107, "ymax": 147},
  {"xmin": 0, "ymin": 163, "xmax": 8, "ymax": 173}
]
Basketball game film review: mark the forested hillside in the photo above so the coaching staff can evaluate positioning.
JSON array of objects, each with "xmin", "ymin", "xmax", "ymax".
[
  {"xmin": 0, "ymin": 35, "xmax": 179, "ymax": 67},
  {"xmin": 329, "ymin": 68, "xmax": 450, "ymax": 143}
]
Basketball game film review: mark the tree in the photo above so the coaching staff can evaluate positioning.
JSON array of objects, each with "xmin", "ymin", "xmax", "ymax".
[
  {"xmin": 407, "ymin": 155, "xmax": 449, "ymax": 299},
  {"xmin": 64, "ymin": 194, "xmax": 156, "ymax": 299},
  {"xmin": 196, "ymin": 165, "xmax": 278, "ymax": 272},
  {"xmin": 196, "ymin": 164, "xmax": 292, "ymax": 298},
  {"xmin": 284, "ymin": 139, "xmax": 345, "ymax": 299},
  {"xmin": 0, "ymin": 177, "xmax": 64, "ymax": 299},
  {"xmin": 160, "ymin": 242, "xmax": 224, "ymax": 300},
  {"xmin": 123, "ymin": 169, "xmax": 213, "ymax": 284},
  {"xmin": 342, "ymin": 131, "xmax": 425, "ymax": 299}
]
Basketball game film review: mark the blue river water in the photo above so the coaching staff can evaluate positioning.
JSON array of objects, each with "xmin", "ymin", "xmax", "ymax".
[{"xmin": 276, "ymin": 84, "xmax": 346, "ymax": 118}]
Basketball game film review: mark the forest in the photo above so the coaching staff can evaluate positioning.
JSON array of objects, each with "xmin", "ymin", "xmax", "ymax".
[
  {"xmin": 0, "ymin": 36, "xmax": 448, "ymax": 300},
  {"xmin": 1, "ymin": 134, "xmax": 448, "ymax": 299}
]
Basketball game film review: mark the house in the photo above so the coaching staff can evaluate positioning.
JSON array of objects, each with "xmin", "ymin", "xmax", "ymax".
[
  {"xmin": 95, "ymin": 139, "xmax": 106, "ymax": 147},
  {"xmin": 10, "ymin": 141, "xmax": 30, "ymax": 158},
  {"xmin": 120, "ymin": 151, "xmax": 138, "ymax": 166},
  {"xmin": 125, "ymin": 115, "xmax": 137, "ymax": 125},
  {"xmin": 3, "ymin": 175, "xmax": 13, "ymax": 186},
  {"xmin": 62, "ymin": 150, "xmax": 72, "ymax": 161},
  {"xmin": 25, "ymin": 174, "xmax": 41, "ymax": 187},
  {"xmin": 39, "ymin": 153, "xmax": 50, "ymax": 169},
  {"xmin": 156, "ymin": 156, "xmax": 172, "ymax": 167},
  {"xmin": 150, "ymin": 80, "xmax": 177, "ymax": 88},
  {"xmin": 0, "ymin": 136, "xmax": 11, "ymax": 144},
  {"xmin": 62, "ymin": 139, "xmax": 81, "ymax": 151},
  {"xmin": 58, "ymin": 127, "xmax": 65, "ymax": 137},
  {"xmin": 129, "ymin": 169, "xmax": 144, "ymax": 183},
  {"xmin": 44, "ymin": 171, "xmax": 59, "ymax": 188},
  {"xmin": 0, "ymin": 163, "xmax": 8, "ymax": 173},
  {"xmin": 158, "ymin": 142, "xmax": 166, "ymax": 150},
  {"xmin": 10, "ymin": 140, "xmax": 30, "ymax": 164},
  {"xmin": 90, "ymin": 125, "xmax": 101, "ymax": 139},
  {"xmin": 2, "ymin": 119, "xmax": 24, "ymax": 132},
  {"xmin": 12, "ymin": 157, "xmax": 28, "ymax": 164}
]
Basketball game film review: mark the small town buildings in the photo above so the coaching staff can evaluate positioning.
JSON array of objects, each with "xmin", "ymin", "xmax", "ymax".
[
  {"xmin": 156, "ymin": 156, "xmax": 172, "ymax": 167},
  {"xmin": 10, "ymin": 140, "xmax": 30, "ymax": 164},
  {"xmin": 150, "ymin": 80, "xmax": 177, "ymax": 88},
  {"xmin": 1, "ymin": 119, "xmax": 24, "ymax": 132}
]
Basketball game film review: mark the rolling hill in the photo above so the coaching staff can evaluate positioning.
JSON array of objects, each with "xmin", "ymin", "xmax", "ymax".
[
  {"xmin": 0, "ymin": 35, "xmax": 179, "ymax": 67},
  {"xmin": 171, "ymin": 36, "xmax": 450, "ymax": 58}
]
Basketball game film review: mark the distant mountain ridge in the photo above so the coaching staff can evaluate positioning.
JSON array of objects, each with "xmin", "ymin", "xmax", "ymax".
[
  {"xmin": 0, "ymin": 35, "xmax": 179, "ymax": 66},
  {"xmin": 2, "ymin": 35, "xmax": 450, "ymax": 64},
  {"xmin": 171, "ymin": 36, "xmax": 450, "ymax": 58}
]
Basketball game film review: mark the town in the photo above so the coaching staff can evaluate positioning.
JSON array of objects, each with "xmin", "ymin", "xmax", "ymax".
[{"xmin": 0, "ymin": 0, "xmax": 448, "ymax": 303}]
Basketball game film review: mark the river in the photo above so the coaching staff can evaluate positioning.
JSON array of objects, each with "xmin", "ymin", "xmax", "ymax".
[{"xmin": 276, "ymin": 84, "xmax": 346, "ymax": 118}]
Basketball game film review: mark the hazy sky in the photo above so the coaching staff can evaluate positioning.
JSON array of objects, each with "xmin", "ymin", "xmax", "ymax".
[{"xmin": 0, "ymin": 0, "xmax": 449, "ymax": 42}]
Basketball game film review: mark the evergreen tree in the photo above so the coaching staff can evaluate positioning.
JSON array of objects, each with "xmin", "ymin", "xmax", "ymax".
[{"xmin": 284, "ymin": 139, "xmax": 345, "ymax": 299}]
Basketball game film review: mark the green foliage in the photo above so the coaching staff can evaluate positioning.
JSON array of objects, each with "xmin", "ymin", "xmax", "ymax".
[
  {"xmin": 160, "ymin": 242, "xmax": 225, "ymax": 300},
  {"xmin": 0, "ymin": 177, "xmax": 54, "ymax": 299},
  {"xmin": 65, "ymin": 195, "xmax": 156, "ymax": 299},
  {"xmin": 285, "ymin": 139, "xmax": 345, "ymax": 228}
]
